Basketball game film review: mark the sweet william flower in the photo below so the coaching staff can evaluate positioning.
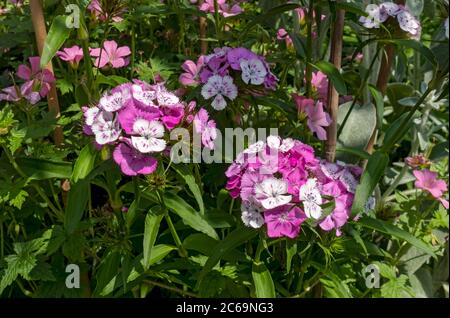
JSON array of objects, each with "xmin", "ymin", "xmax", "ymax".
[
  {"xmin": 90, "ymin": 110, "xmax": 121, "ymax": 145},
  {"xmin": 201, "ymin": 75, "xmax": 238, "ymax": 110},
  {"xmin": 240, "ymin": 58, "xmax": 267, "ymax": 85},
  {"xmin": 193, "ymin": 108, "xmax": 217, "ymax": 150},
  {"xmin": 131, "ymin": 119, "xmax": 166, "ymax": 154},
  {"xmin": 179, "ymin": 57, "xmax": 204, "ymax": 86},
  {"xmin": 413, "ymin": 169, "xmax": 449, "ymax": 209},
  {"xmin": 113, "ymin": 141, "xmax": 158, "ymax": 176},
  {"xmin": 241, "ymin": 200, "xmax": 264, "ymax": 229},
  {"xmin": 255, "ymin": 177, "xmax": 292, "ymax": 210},
  {"xmin": 299, "ymin": 178, "xmax": 323, "ymax": 219},
  {"xmin": 56, "ymin": 45, "xmax": 84, "ymax": 67},
  {"xmin": 90, "ymin": 40, "xmax": 131, "ymax": 69},
  {"xmin": 264, "ymin": 206, "xmax": 306, "ymax": 239}
]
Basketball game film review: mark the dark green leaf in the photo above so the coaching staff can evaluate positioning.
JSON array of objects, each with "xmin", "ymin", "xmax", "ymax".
[{"xmin": 40, "ymin": 15, "xmax": 71, "ymax": 67}]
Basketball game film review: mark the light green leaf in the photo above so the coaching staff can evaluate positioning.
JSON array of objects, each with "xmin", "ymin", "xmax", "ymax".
[
  {"xmin": 351, "ymin": 151, "xmax": 389, "ymax": 216},
  {"xmin": 252, "ymin": 261, "xmax": 276, "ymax": 298},
  {"xmin": 71, "ymin": 144, "xmax": 97, "ymax": 183},
  {"xmin": 358, "ymin": 217, "xmax": 436, "ymax": 257},
  {"xmin": 40, "ymin": 15, "xmax": 71, "ymax": 68},
  {"xmin": 172, "ymin": 164, "xmax": 205, "ymax": 215},
  {"xmin": 143, "ymin": 206, "xmax": 164, "ymax": 270}
]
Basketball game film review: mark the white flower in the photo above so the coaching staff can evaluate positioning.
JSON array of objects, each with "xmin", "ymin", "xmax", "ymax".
[
  {"xmin": 131, "ymin": 119, "xmax": 166, "ymax": 153},
  {"xmin": 243, "ymin": 140, "xmax": 265, "ymax": 154},
  {"xmin": 201, "ymin": 75, "xmax": 238, "ymax": 110},
  {"xmin": 299, "ymin": 178, "xmax": 323, "ymax": 219},
  {"xmin": 84, "ymin": 106, "xmax": 100, "ymax": 126},
  {"xmin": 99, "ymin": 91, "xmax": 127, "ymax": 112},
  {"xmin": 240, "ymin": 58, "xmax": 267, "ymax": 85},
  {"xmin": 241, "ymin": 200, "xmax": 264, "ymax": 228},
  {"xmin": 91, "ymin": 111, "xmax": 121, "ymax": 145},
  {"xmin": 266, "ymin": 135, "xmax": 281, "ymax": 150},
  {"xmin": 397, "ymin": 9, "xmax": 421, "ymax": 37},
  {"xmin": 255, "ymin": 177, "xmax": 292, "ymax": 210},
  {"xmin": 279, "ymin": 138, "xmax": 295, "ymax": 152},
  {"xmin": 379, "ymin": 2, "xmax": 400, "ymax": 17},
  {"xmin": 155, "ymin": 85, "xmax": 180, "ymax": 106},
  {"xmin": 359, "ymin": 4, "xmax": 384, "ymax": 29},
  {"xmin": 445, "ymin": 17, "xmax": 449, "ymax": 39},
  {"xmin": 131, "ymin": 84, "xmax": 156, "ymax": 106},
  {"xmin": 339, "ymin": 169, "xmax": 359, "ymax": 193}
]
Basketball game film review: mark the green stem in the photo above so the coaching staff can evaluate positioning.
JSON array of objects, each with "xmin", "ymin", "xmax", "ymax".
[
  {"xmin": 157, "ymin": 190, "xmax": 188, "ymax": 257},
  {"xmin": 213, "ymin": 0, "xmax": 222, "ymax": 45},
  {"xmin": 305, "ymin": 0, "xmax": 314, "ymax": 97}
]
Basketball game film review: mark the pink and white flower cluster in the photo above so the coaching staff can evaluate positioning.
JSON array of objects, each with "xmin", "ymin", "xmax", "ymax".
[
  {"xmin": 179, "ymin": 47, "xmax": 278, "ymax": 110},
  {"xmin": 225, "ymin": 136, "xmax": 372, "ymax": 238},
  {"xmin": 82, "ymin": 80, "xmax": 217, "ymax": 176},
  {"xmin": 359, "ymin": 2, "xmax": 421, "ymax": 39}
]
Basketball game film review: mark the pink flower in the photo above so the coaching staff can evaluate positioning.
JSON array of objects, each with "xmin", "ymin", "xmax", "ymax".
[
  {"xmin": 193, "ymin": 108, "xmax": 217, "ymax": 150},
  {"xmin": 413, "ymin": 169, "xmax": 449, "ymax": 209},
  {"xmin": 277, "ymin": 28, "xmax": 293, "ymax": 47},
  {"xmin": 113, "ymin": 141, "xmax": 158, "ymax": 176},
  {"xmin": 0, "ymin": 86, "xmax": 20, "ymax": 102},
  {"xmin": 199, "ymin": 0, "xmax": 243, "ymax": 17},
  {"xmin": 17, "ymin": 56, "xmax": 55, "ymax": 103},
  {"xmin": 90, "ymin": 40, "xmax": 131, "ymax": 69},
  {"xmin": 264, "ymin": 205, "xmax": 306, "ymax": 239},
  {"xmin": 88, "ymin": 0, "xmax": 125, "ymax": 22},
  {"xmin": 319, "ymin": 194, "xmax": 352, "ymax": 236},
  {"xmin": 405, "ymin": 154, "xmax": 430, "ymax": 169},
  {"xmin": 304, "ymin": 101, "xmax": 331, "ymax": 141},
  {"xmin": 56, "ymin": 45, "xmax": 84, "ymax": 66},
  {"xmin": 311, "ymin": 71, "xmax": 329, "ymax": 101},
  {"xmin": 292, "ymin": 94, "xmax": 314, "ymax": 114},
  {"xmin": 179, "ymin": 56, "xmax": 204, "ymax": 86}
]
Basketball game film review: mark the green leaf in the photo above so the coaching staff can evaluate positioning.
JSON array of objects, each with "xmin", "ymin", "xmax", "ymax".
[
  {"xmin": 368, "ymin": 85, "xmax": 384, "ymax": 129},
  {"xmin": 40, "ymin": 15, "xmax": 71, "ymax": 67},
  {"xmin": 143, "ymin": 206, "xmax": 164, "ymax": 270},
  {"xmin": 197, "ymin": 227, "xmax": 258, "ymax": 289},
  {"xmin": 240, "ymin": 3, "xmax": 300, "ymax": 39},
  {"xmin": 252, "ymin": 261, "xmax": 276, "ymax": 298},
  {"xmin": 285, "ymin": 240, "xmax": 297, "ymax": 273},
  {"xmin": 337, "ymin": 101, "xmax": 376, "ymax": 163},
  {"xmin": 64, "ymin": 180, "xmax": 90, "ymax": 234},
  {"xmin": 148, "ymin": 244, "xmax": 177, "ymax": 265},
  {"xmin": 94, "ymin": 250, "xmax": 122, "ymax": 296},
  {"xmin": 71, "ymin": 144, "xmax": 97, "ymax": 183},
  {"xmin": 351, "ymin": 151, "xmax": 389, "ymax": 216},
  {"xmin": 312, "ymin": 61, "xmax": 347, "ymax": 95},
  {"xmin": 16, "ymin": 158, "xmax": 72, "ymax": 180},
  {"xmin": 390, "ymin": 39, "xmax": 437, "ymax": 69},
  {"xmin": 358, "ymin": 217, "xmax": 436, "ymax": 257},
  {"xmin": 172, "ymin": 164, "xmax": 205, "ymax": 215},
  {"xmin": 162, "ymin": 192, "xmax": 218, "ymax": 240}
]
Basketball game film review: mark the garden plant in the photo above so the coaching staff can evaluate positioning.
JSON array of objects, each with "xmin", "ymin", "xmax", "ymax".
[{"xmin": 0, "ymin": 0, "xmax": 448, "ymax": 298}]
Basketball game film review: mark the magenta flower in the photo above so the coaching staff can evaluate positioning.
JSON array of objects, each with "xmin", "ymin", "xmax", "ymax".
[
  {"xmin": 304, "ymin": 101, "xmax": 332, "ymax": 141},
  {"xmin": 179, "ymin": 56, "xmax": 204, "ymax": 86},
  {"xmin": 413, "ymin": 170, "xmax": 449, "ymax": 209},
  {"xmin": 199, "ymin": 0, "xmax": 243, "ymax": 17},
  {"xmin": 264, "ymin": 205, "xmax": 306, "ymax": 239},
  {"xmin": 292, "ymin": 94, "xmax": 314, "ymax": 114},
  {"xmin": 113, "ymin": 141, "xmax": 158, "ymax": 176},
  {"xmin": 56, "ymin": 45, "xmax": 84, "ymax": 66},
  {"xmin": 193, "ymin": 108, "xmax": 217, "ymax": 150},
  {"xmin": 17, "ymin": 56, "xmax": 55, "ymax": 104},
  {"xmin": 0, "ymin": 86, "xmax": 20, "ymax": 102},
  {"xmin": 88, "ymin": 0, "xmax": 125, "ymax": 22},
  {"xmin": 90, "ymin": 40, "xmax": 131, "ymax": 68},
  {"xmin": 311, "ymin": 71, "xmax": 329, "ymax": 101},
  {"xmin": 277, "ymin": 28, "xmax": 293, "ymax": 47}
]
